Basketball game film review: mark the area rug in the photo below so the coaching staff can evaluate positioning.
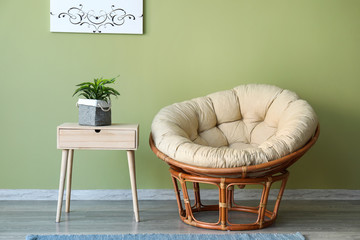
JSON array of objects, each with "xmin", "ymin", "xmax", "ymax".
[{"xmin": 26, "ymin": 233, "xmax": 305, "ymax": 240}]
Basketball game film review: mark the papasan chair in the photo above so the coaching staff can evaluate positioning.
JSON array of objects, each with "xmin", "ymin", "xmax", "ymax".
[{"xmin": 149, "ymin": 84, "xmax": 319, "ymax": 230}]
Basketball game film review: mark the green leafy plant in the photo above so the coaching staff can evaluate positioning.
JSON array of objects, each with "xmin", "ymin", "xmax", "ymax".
[{"xmin": 73, "ymin": 76, "xmax": 120, "ymax": 103}]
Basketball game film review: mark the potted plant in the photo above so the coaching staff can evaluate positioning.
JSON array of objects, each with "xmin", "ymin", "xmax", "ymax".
[{"xmin": 73, "ymin": 76, "xmax": 120, "ymax": 126}]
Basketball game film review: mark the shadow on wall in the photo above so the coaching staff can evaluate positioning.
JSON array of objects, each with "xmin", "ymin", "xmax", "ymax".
[{"xmin": 289, "ymin": 102, "xmax": 360, "ymax": 189}]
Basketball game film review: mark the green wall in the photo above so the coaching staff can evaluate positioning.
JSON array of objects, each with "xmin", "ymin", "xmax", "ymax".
[{"xmin": 1, "ymin": 0, "xmax": 359, "ymax": 190}]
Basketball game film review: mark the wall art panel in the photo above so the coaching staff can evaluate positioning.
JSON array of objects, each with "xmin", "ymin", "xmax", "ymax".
[{"xmin": 50, "ymin": 0, "xmax": 143, "ymax": 34}]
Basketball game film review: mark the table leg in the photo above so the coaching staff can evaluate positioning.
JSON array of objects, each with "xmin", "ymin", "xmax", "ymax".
[
  {"xmin": 56, "ymin": 149, "xmax": 69, "ymax": 223},
  {"xmin": 65, "ymin": 149, "xmax": 74, "ymax": 213},
  {"xmin": 127, "ymin": 150, "xmax": 140, "ymax": 222}
]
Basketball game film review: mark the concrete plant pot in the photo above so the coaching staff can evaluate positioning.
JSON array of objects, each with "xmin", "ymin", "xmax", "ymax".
[{"xmin": 77, "ymin": 99, "xmax": 111, "ymax": 126}]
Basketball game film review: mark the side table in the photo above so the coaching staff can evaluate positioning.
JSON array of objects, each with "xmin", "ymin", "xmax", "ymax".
[{"xmin": 56, "ymin": 123, "xmax": 140, "ymax": 223}]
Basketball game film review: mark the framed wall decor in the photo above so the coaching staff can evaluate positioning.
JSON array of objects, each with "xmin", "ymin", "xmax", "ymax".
[{"xmin": 50, "ymin": 0, "xmax": 143, "ymax": 34}]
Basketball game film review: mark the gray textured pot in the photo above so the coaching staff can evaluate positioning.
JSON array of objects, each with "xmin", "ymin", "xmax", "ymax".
[{"xmin": 77, "ymin": 99, "xmax": 111, "ymax": 126}]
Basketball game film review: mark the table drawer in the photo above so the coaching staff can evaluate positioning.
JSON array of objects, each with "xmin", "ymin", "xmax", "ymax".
[{"xmin": 58, "ymin": 129, "xmax": 137, "ymax": 150}]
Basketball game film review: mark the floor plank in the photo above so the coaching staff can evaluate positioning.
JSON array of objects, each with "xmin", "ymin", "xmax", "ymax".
[{"xmin": 0, "ymin": 200, "xmax": 359, "ymax": 240}]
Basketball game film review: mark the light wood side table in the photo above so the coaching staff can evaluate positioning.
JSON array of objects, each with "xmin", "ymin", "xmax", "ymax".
[{"xmin": 56, "ymin": 123, "xmax": 140, "ymax": 223}]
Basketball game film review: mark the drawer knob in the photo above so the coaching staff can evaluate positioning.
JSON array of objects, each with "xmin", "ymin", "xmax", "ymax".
[{"xmin": 95, "ymin": 129, "xmax": 101, "ymax": 133}]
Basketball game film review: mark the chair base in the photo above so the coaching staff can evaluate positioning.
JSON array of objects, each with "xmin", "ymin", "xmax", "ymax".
[{"xmin": 170, "ymin": 167, "xmax": 289, "ymax": 231}]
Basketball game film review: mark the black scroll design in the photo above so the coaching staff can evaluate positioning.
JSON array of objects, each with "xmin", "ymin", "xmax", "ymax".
[{"xmin": 57, "ymin": 4, "xmax": 136, "ymax": 33}]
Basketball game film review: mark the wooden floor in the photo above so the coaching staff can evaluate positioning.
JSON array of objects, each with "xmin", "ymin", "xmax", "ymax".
[{"xmin": 0, "ymin": 200, "xmax": 359, "ymax": 240}]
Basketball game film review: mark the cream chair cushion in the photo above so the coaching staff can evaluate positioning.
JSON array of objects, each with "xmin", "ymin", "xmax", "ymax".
[{"xmin": 151, "ymin": 84, "xmax": 318, "ymax": 168}]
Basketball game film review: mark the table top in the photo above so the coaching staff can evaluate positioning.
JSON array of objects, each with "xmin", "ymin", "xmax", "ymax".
[{"xmin": 58, "ymin": 123, "xmax": 139, "ymax": 130}]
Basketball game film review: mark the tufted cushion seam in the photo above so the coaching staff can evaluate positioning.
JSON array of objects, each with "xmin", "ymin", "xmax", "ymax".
[
  {"xmin": 206, "ymin": 96, "xmax": 218, "ymax": 126},
  {"xmin": 247, "ymin": 120, "xmax": 262, "ymax": 144},
  {"xmin": 191, "ymin": 143, "xmax": 202, "ymax": 161},
  {"xmin": 216, "ymin": 126, "xmax": 229, "ymax": 146},
  {"xmin": 275, "ymin": 99, "xmax": 298, "ymax": 136},
  {"xmin": 270, "ymin": 89, "xmax": 283, "ymax": 109},
  {"xmin": 217, "ymin": 120, "xmax": 248, "ymax": 144},
  {"xmin": 233, "ymin": 88, "xmax": 242, "ymax": 121},
  {"xmin": 248, "ymin": 89, "xmax": 285, "ymax": 144},
  {"xmin": 170, "ymin": 121, "xmax": 192, "ymax": 140},
  {"xmin": 173, "ymin": 141, "xmax": 190, "ymax": 159},
  {"xmin": 193, "ymin": 135, "xmax": 206, "ymax": 145},
  {"xmin": 263, "ymin": 89, "xmax": 284, "ymax": 123}
]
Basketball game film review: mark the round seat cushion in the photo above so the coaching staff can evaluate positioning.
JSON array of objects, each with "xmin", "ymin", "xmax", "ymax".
[{"xmin": 151, "ymin": 84, "xmax": 318, "ymax": 168}]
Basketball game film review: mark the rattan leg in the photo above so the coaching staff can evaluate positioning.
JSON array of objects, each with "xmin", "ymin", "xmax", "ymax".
[
  {"xmin": 180, "ymin": 178, "xmax": 196, "ymax": 226},
  {"xmin": 219, "ymin": 178, "xmax": 227, "ymax": 230},
  {"xmin": 271, "ymin": 172, "xmax": 289, "ymax": 219},
  {"xmin": 171, "ymin": 176, "xmax": 185, "ymax": 217},
  {"xmin": 227, "ymin": 185, "xmax": 234, "ymax": 209},
  {"xmin": 257, "ymin": 180, "xmax": 272, "ymax": 228},
  {"xmin": 192, "ymin": 182, "xmax": 201, "ymax": 210}
]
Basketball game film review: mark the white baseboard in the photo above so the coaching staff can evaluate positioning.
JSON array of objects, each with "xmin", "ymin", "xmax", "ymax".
[{"xmin": 1, "ymin": 189, "xmax": 359, "ymax": 201}]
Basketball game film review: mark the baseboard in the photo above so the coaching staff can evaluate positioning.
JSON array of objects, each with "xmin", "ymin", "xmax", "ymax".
[{"xmin": 1, "ymin": 189, "xmax": 359, "ymax": 201}]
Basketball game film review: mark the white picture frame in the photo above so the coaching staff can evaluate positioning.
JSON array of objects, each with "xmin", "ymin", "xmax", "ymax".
[{"xmin": 50, "ymin": 0, "xmax": 143, "ymax": 34}]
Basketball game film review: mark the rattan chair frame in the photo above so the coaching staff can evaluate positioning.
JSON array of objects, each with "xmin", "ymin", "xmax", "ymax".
[{"xmin": 149, "ymin": 126, "xmax": 319, "ymax": 230}]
